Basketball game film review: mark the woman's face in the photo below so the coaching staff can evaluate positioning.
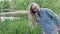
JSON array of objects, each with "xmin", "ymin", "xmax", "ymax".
[{"xmin": 32, "ymin": 3, "xmax": 40, "ymax": 13}]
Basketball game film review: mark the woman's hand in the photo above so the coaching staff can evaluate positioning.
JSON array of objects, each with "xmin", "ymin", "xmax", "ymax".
[
  {"xmin": 58, "ymin": 29, "xmax": 60, "ymax": 32},
  {"xmin": 58, "ymin": 26, "xmax": 60, "ymax": 32}
]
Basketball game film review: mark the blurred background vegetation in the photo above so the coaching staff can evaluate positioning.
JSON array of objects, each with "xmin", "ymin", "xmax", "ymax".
[
  {"xmin": 0, "ymin": 0, "xmax": 60, "ymax": 34},
  {"xmin": 0, "ymin": 0, "xmax": 60, "ymax": 14}
]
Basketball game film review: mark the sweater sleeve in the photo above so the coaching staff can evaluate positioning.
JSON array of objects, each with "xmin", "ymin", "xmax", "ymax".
[{"xmin": 45, "ymin": 8, "xmax": 60, "ymax": 26}]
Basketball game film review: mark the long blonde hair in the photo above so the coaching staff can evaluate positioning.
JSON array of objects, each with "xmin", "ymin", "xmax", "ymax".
[{"xmin": 28, "ymin": 3, "xmax": 40, "ymax": 27}]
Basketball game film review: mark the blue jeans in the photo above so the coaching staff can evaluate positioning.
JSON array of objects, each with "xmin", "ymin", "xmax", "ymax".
[{"xmin": 43, "ymin": 30, "xmax": 59, "ymax": 34}]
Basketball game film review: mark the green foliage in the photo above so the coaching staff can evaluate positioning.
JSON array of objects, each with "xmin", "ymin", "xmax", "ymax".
[
  {"xmin": 12, "ymin": 0, "xmax": 60, "ymax": 14},
  {"xmin": 1, "ymin": 15, "xmax": 43, "ymax": 34},
  {"xmin": 32, "ymin": 0, "xmax": 60, "ymax": 14},
  {"xmin": 0, "ymin": 0, "xmax": 60, "ymax": 14},
  {"xmin": 0, "ymin": 0, "xmax": 10, "ymax": 12},
  {"xmin": 0, "ymin": 0, "xmax": 60, "ymax": 34},
  {"xmin": 13, "ymin": 0, "xmax": 33, "ymax": 10}
]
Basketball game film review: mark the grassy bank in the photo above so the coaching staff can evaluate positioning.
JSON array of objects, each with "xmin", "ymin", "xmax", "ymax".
[{"xmin": 0, "ymin": 15, "xmax": 43, "ymax": 34}]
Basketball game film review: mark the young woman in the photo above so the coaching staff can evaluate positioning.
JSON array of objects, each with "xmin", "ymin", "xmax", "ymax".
[{"xmin": 29, "ymin": 3, "xmax": 60, "ymax": 34}]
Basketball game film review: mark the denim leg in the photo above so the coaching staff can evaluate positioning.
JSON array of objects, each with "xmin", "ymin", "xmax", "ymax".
[
  {"xmin": 49, "ymin": 30, "xmax": 59, "ymax": 34},
  {"xmin": 43, "ymin": 30, "xmax": 59, "ymax": 34}
]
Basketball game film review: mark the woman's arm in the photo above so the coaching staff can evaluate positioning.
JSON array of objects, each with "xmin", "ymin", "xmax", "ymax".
[{"xmin": 45, "ymin": 8, "xmax": 60, "ymax": 29}]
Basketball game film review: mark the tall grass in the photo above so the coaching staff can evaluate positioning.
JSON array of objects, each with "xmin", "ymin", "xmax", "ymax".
[{"xmin": 0, "ymin": 15, "xmax": 43, "ymax": 34}]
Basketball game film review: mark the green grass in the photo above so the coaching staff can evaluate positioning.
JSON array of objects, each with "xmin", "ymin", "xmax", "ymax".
[
  {"xmin": 0, "ymin": 15, "xmax": 43, "ymax": 34},
  {"xmin": 1, "ymin": 14, "xmax": 60, "ymax": 34}
]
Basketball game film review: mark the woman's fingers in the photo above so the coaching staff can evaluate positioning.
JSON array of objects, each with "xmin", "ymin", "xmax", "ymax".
[{"xmin": 58, "ymin": 28, "xmax": 60, "ymax": 32}]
